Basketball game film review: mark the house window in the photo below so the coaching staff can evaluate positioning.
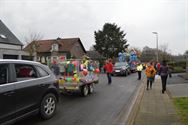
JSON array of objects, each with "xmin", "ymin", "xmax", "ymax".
[
  {"xmin": 75, "ymin": 45, "xmax": 80, "ymax": 52},
  {"xmin": 0, "ymin": 34, "xmax": 7, "ymax": 39},
  {"xmin": 52, "ymin": 44, "xmax": 59, "ymax": 51}
]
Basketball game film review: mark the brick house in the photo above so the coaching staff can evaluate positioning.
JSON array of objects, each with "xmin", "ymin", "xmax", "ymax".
[
  {"xmin": 24, "ymin": 37, "xmax": 86, "ymax": 64},
  {"xmin": 0, "ymin": 20, "xmax": 28, "ymax": 59}
]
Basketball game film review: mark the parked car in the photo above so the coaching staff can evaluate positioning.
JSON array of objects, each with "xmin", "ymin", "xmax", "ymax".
[
  {"xmin": 112, "ymin": 62, "xmax": 131, "ymax": 76},
  {"xmin": 0, "ymin": 59, "xmax": 59, "ymax": 125}
]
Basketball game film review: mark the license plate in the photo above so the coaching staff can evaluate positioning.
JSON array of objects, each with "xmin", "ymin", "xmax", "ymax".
[
  {"xmin": 115, "ymin": 70, "xmax": 120, "ymax": 72},
  {"xmin": 65, "ymin": 86, "xmax": 79, "ymax": 90}
]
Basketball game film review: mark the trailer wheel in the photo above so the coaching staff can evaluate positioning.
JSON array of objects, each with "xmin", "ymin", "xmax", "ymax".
[
  {"xmin": 89, "ymin": 84, "xmax": 94, "ymax": 94},
  {"xmin": 81, "ymin": 85, "xmax": 89, "ymax": 96}
]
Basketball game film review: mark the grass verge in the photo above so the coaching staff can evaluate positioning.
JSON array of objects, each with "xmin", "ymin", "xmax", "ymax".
[{"xmin": 173, "ymin": 97, "xmax": 188, "ymax": 125}]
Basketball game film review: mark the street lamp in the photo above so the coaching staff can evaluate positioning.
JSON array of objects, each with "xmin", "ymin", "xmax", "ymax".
[{"xmin": 152, "ymin": 32, "xmax": 159, "ymax": 62}]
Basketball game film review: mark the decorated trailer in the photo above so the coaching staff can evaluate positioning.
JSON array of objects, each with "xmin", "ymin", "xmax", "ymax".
[{"xmin": 58, "ymin": 58, "xmax": 100, "ymax": 96}]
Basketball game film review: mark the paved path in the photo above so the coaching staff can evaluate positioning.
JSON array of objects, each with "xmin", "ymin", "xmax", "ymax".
[{"xmin": 134, "ymin": 78, "xmax": 179, "ymax": 125}]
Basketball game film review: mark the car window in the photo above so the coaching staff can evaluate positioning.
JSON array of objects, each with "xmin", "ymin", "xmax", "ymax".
[
  {"xmin": 15, "ymin": 64, "xmax": 38, "ymax": 81},
  {"xmin": 0, "ymin": 64, "xmax": 8, "ymax": 85},
  {"xmin": 35, "ymin": 66, "xmax": 49, "ymax": 77},
  {"xmin": 115, "ymin": 62, "xmax": 127, "ymax": 67}
]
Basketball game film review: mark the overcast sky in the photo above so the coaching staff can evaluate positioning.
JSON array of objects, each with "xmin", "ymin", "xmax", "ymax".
[{"xmin": 0, "ymin": 0, "xmax": 187, "ymax": 55}]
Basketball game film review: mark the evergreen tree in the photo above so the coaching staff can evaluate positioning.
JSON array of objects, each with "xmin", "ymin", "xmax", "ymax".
[{"xmin": 94, "ymin": 23, "xmax": 129, "ymax": 58}]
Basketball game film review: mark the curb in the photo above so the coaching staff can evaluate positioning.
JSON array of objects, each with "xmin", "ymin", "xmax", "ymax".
[
  {"xmin": 124, "ymin": 79, "xmax": 145, "ymax": 125},
  {"xmin": 166, "ymin": 88, "xmax": 173, "ymax": 99}
]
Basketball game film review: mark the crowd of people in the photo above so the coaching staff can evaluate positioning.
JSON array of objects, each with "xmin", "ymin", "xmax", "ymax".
[
  {"xmin": 102, "ymin": 58, "xmax": 171, "ymax": 94},
  {"xmin": 51, "ymin": 57, "xmax": 171, "ymax": 94},
  {"xmin": 139, "ymin": 60, "xmax": 170, "ymax": 94}
]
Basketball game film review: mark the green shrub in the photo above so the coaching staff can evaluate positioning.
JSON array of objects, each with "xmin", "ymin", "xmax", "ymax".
[
  {"xmin": 171, "ymin": 66, "xmax": 185, "ymax": 73},
  {"xmin": 176, "ymin": 61, "xmax": 186, "ymax": 69}
]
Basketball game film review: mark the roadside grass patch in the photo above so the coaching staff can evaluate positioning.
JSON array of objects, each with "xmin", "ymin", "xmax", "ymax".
[{"xmin": 173, "ymin": 97, "xmax": 188, "ymax": 125}]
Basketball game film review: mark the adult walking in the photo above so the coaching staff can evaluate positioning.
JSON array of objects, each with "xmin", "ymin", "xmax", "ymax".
[
  {"xmin": 104, "ymin": 59, "xmax": 113, "ymax": 84},
  {"xmin": 51, "ymin": 60, "xmax": 60, "ymax": 78},
  {"xmin": 136, "ymin": 63, "xmax": 143, "ymax": 80},
  {"xmin": 159, "ymin": 60, "xmax": 169, "ymax": 94},
  {"xmin": 145, "ymin": 62, "xmax": 156, "ymax": 90}
]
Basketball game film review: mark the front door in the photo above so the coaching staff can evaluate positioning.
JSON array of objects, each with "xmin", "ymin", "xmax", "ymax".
[
  {"xmin": 13, "ymin": 63, "xmax": 46, "ymax": 116},
  {"xmin": 0, "ymin": 64, "xmax": 16, "ymax": 124}
]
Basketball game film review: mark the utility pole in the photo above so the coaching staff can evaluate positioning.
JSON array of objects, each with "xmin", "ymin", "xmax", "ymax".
[{"xmin": 152, "ymin": 32, "xmax": 159, "ymax": 62}]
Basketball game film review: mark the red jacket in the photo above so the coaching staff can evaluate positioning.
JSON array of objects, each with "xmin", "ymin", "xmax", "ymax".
[{"xmin": 104, "ymin": 62, "xmax": 113, "ymax": 73}]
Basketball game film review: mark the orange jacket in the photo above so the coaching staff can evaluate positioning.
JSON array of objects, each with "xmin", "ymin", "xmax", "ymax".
[{"xmin": 145, "ymin": 66, "xmax": 156, "ymax": 78}]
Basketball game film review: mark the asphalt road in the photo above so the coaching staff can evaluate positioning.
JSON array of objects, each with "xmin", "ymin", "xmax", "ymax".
[{"xmin": 14, "ymin": 73, "xmax": 141, "ymax": 125}]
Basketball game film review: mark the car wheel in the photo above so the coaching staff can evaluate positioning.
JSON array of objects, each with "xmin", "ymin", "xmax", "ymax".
[
  {"xmin": 124, "ymin": 70, "xmax": 127, "ymax": 76},
  {"xmin": 81, "ymin": 85, "xmax": 89, "ymax": 96},
  {"xmin": 40, "ymin": 93, "xmax": 57, "ymax": 119},
  {"xmin": 128, "ymin": 70, "xmax": 130, "ymax": 75},
  {"xmin": 89, "ymin": 84, "xmax": 94, "ymax": 94}
]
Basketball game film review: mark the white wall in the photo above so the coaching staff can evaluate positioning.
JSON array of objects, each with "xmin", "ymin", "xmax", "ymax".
[
  {"xmin": 0, "ymin": 43, "xmax": 22, "ymax": 50},
  {"xmin": 0, "ymin": 43, "xmax": 29, "ymax": 59}
]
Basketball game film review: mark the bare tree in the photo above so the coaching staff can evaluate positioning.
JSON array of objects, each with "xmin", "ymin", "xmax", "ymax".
[
  {"xmin": 141, "ymin": 46, "xmax": 156, "ymax": 62},
  {"xmin": 24, "ymin": 32, "xmax": 43, "ymax": 61},
  {"xmin": 159, "ymin": 43, "xmax": 170, "ymax": 61}
]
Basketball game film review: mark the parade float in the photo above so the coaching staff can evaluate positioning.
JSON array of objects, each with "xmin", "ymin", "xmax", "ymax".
[
  {"xmin": 117, "ymin": 48, "xmax": 140, "ymax": 73},
  {"xmin": 58, "ymin": 56, "xmax": 100, "ymax": 96},
  {"xmin": 129, "ymin": 49, "xmax": 140, "ymax": 72}
]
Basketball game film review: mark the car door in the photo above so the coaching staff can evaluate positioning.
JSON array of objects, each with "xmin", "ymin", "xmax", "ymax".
[
  {"xmin": 0, "ymin": 63, "xmax": 16, "ymax": 124},
  {"xmin": 14, "ymin": 63, "xmax": 49, "ymax": 116}
]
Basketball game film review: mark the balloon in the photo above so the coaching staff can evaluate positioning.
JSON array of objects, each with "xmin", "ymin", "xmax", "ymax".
[
  {"xmin": 95, "ymin": 68, "xmax": 100, "ymax": 74},
  {"xmin": 66, "ymin": 61, "xmax": 70, "ymax": 64},
  {"xmin": 76, "ymin": 78, "xmax": 80, "ymax": 82},
  {"xmin": 74, "ymin": 74, "xmax": 78, "ymax": 78},
  {"xmin": 72, "ymin": 61, "xmax": 77, "ymax": 66},
  {"xmin": 118, "ymin": 52, "xmax": 122, "ymax": 56},
  {"xmin": 72, "ymin": 77, "xmax": 76, "ymax": 81},
  {"xmin": 66, "ymin": 77, "xmax": 72, "ymax": 82},
  {"xmin": 80, "ymin": 64, "xmax": 84, "ymax": 70},
  {"xmin": 82, "ymin": 69, "xmax": 88, "ymax": 76},
  {"xmin": 88, "ymin": 66, "xmax": 94, "ymax": 71}
]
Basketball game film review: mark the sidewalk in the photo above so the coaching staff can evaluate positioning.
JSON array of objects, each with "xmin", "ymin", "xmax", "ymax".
[{"xmin": 133, "ymin": 78, "xmax": 179, "ymax": 125}]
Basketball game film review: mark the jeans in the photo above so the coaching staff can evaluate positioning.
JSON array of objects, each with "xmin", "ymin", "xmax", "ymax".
[
  {"xmin": 107, "ymin": 73, "xmax": 112, "ymax": 84},
  {"xmin": 147, "ymin": 79, "xmax": 153, "ymax": 89},
  {"xmin": 138, "ymin": 71, "xmax": 141, "ymax": 80}
]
